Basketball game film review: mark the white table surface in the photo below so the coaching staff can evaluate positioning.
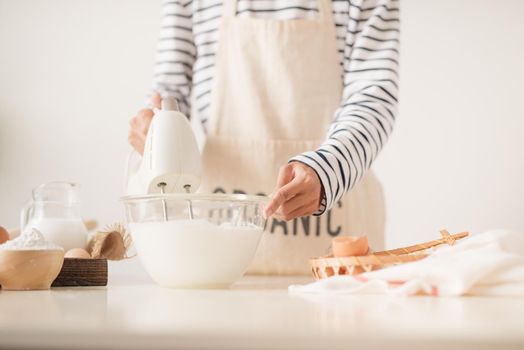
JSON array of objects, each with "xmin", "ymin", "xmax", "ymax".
[{"xmin": 0, "ymin": 273, "xmax": 523, "ymax": 350}]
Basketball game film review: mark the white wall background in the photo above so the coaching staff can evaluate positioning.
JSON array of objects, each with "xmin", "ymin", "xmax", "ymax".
[{"xmin": 1, "ymin": 0, "xmax": 523, "ymax": 256}]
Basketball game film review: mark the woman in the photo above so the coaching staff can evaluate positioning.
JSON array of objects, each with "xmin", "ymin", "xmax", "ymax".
[{"xmin": 128, "ymin": 0, "xmax": 399, "ymax": 274}]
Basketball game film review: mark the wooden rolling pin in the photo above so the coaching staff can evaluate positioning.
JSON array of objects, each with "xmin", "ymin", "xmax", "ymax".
[{"xmin": 8, "ymin": 219, "xmax": 98, "ymax": 239}]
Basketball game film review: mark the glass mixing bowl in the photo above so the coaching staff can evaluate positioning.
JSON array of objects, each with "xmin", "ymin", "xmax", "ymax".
[{"xmin": 121, "ymin": 193, "xmax": 268, "ymax": 288}]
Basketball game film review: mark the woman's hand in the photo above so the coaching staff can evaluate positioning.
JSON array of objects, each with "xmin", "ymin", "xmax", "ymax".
[
  {"xmin": 128, "ymin": 92, "xmax": 161, "ymax": 155},
  {"xmin": 264, "ymin": 162, "xmax": 323, "ymax": 221}
]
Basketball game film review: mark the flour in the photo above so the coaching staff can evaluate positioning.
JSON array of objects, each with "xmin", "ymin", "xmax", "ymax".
[{"xmin": 0, "ymin": 228, "xmax": 63, "ymax": 250}]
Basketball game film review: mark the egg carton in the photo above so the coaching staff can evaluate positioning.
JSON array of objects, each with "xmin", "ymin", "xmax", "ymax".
[{"xmin": 309, "ymin": 230, "xmax": 469, "ymax": 280}]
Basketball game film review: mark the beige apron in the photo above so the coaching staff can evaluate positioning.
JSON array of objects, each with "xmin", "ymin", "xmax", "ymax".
[{"xmin": 198, "ymin": 0, "xmax": 385, "ymax": 275}]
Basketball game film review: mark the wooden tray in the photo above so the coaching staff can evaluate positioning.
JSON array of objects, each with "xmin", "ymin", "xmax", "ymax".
[{"xmin": 52, "ymin": 258, "xmax": 108, "ymax": 287}]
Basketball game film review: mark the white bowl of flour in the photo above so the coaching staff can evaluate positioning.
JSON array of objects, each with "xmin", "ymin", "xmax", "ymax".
[{"xmin": 122, "ymin": 193, "xmax": 268, "ymax": 288}]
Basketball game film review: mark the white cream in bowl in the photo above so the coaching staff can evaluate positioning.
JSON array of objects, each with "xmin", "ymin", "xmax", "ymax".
[{"xmin": 129, "ymin": 219, "xmax": 263, "ymax": 288}]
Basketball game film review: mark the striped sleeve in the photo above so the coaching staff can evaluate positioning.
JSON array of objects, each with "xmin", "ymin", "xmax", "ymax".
[
  {"xmin": 151, "ymin": 0, "xmax": 195, "ymax": 116},
  {"xmin": 291, "ymin": 0, "xmax": 399, "ymax": 214}
]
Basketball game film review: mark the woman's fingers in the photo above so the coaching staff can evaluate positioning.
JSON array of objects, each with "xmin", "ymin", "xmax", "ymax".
[
  {"xmin": 137, "ymin": 109, "xmax": 154, "ymax": 133},
  {"xmin": 128, "ymin": 108, "xmax": 154, "ymax": 155},
  {"xmin": 151, "ymin": 91, "xmax": 162, "ymax": 109},
  {"xmin": 285, "ymin": 199, "xmax": 320, "ymax": 220},
  {"xmin": 276, "ymin": 164, "xmax": 294, "ymax": 188},
  {"xmin": 264, "ymin": 162, "xmax": 322, "ymax": 220},
  {"xmin": 128, "ymin": 127, "xmax": 147, "ymax": 150},
  {"xmin": 127, "ymin": 91, "xmax": 162, "ymax": 155},
  {"xmin": 273, "ymin": 192, "xmax": 317, "ymax": 221},
  {"xmin": 264, "ymin": 164, "xmax": 295, "ymax": 217},
  {"xmin": 264, "ymin": 176, "xmax": 302, "ymax": 218},
  {"xmin": 128, "ymin": 132, "xmax": 145, "ymax": 155}
]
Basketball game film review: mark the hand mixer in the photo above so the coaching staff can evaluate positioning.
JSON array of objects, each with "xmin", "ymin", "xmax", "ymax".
[{"xmin": 125, "ymin": 97, "xmax": 202, "ymax": 220}]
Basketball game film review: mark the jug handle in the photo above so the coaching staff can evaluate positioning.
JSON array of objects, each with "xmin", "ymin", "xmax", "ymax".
[{"xmin": 20, "ymin": 199, "xmax": 34, "ymax": 233}]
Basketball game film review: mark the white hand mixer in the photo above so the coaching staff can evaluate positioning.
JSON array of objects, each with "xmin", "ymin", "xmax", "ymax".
[{"xmin": 125, "ymin": 97, "xmax": 202, "ymax": 220}]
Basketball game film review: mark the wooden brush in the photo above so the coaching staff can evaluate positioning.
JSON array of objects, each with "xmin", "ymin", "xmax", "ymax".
[{"xmin": 87, "ymin": 223, "xmax": 133, "ymax": 260}]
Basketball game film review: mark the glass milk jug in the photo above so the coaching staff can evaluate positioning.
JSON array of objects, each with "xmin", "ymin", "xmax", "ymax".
[{"xmin": 20, "ymin": 182, "xmax": 88, "ymax": 251}]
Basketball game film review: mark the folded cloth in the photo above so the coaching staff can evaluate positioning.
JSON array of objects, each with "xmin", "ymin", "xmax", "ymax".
[{"xmin": 289, "ymin": 230, "xmax": 524, "ymax": 297}]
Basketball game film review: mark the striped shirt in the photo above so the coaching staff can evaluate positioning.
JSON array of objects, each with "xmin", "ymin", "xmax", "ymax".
[{"xmin": 152, "ymin": 0, "xmax": 399, "ymax": 214}]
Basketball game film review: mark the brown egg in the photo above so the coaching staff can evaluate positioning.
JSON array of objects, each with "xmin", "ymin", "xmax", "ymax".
[
  {"xmin": 332, "ymin": 235, "xmax": 369, "ymax": 257},
  {"xmin": 65, "ymin": 248, "xmax": 91, "ymax": 259},
  {"xmin": 0, "ymin": 226, "xmax": 10, "ymax": 245}
]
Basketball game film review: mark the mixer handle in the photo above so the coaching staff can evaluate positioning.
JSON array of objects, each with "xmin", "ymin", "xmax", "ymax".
[{"xmin": 161, "ymin": 97, "xmax": 179, "ymax": 112}]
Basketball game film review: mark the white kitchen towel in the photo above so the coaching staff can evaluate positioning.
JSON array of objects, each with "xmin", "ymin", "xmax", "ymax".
[{"xmin": 289, "ymin": 230, "xmax": 524, "ymax": 296}]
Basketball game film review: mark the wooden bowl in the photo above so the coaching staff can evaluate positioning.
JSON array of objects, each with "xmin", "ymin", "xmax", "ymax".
[{"xmin": 0, "ymin": 250, "xmax": 64, "ymax": 290}]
